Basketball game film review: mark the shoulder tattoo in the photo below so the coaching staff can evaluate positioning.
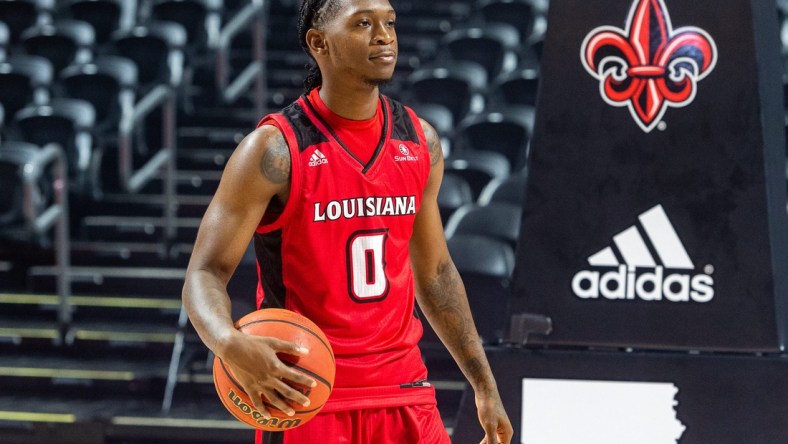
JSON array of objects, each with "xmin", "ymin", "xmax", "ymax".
[
  {"xmin": 422, "ymin": 120, "xmax": 443, "ymax": 167},
  {"xmin": 260, "ymin": 135, "xmax": 291, "ymax": 184}
]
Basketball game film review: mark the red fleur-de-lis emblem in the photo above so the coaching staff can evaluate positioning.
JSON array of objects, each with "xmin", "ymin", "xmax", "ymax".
[{"xmin": 581, "ymin": 0, "xmax": 717, "ymax": 132}]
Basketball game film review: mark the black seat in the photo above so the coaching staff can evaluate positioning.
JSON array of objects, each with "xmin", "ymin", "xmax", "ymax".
[
  {"xmin": 448, "ymin": 234, "xmax": 515, "ymax": 343},
  {"xmin": 0, "ymin": 0, "xmax": 39, "ymax": 44},
  {"xmin": 409, "ymin": 102, "xmax": 453, "ymax": 154},
  {"xmin": 0, "ymin": 20, "xmax": 8, "ymax": 60},
  {"xmin": 438, "ymin": 172, "xmax": 473, "ymax": 225},
  {"xmin": 0, "ymin": 54, "xmax": 53, "ymax": 118},
  {"xmin": 444, "ymin": 149, "xmax": 510, "ymax": 200},
  {"xmin": 444, "ymin": 202, "xmax": 522, "ymax": 249},
  {"xmin": 67, "ymin": 0, "xmax": 123, "ymax": 47},
  {"xmin": 13, "ymin": 98, "xmax": 95, "ymax": 191},
  {"xmin": 478, "ymin": 0, "xmax": 537, "ymax": 46},
  {"xmin": 21, "ymin": 19, "xmax": 96, "ymax": 74},
  {"xmin": 478, "ymin": 171, "xmax": 528, "ymax": 206},
  {"xmin": 441, "ymin": 23, "xmax": 519, "ymax": 81},
  {"xmin": 408, "ymin": 60, "xmax": 487, "ymax": 124},
  {"xmin": 110, "ymin": 20, "xmax": 186, "ymax": 92},
  {"xmin": 59, "ymin": 55, "xmax": 137, "ymax": 134},
  {"xmin": 145, "ymin": 0, "xmax": 222, "ymax": 53},
  {"xmin": 488, "ymin": 67, "xmax": 540, "ymax": 107},
  {"xmin": 0, "ymin": 141, "xmax": 45, "ymax": 230},
  {"xmin": 410, "ymin": 102, "xmax": 453, "ymax": 138},
  {"xmin": 455, "ymin": 105, "xmax": 533, "ymax": 171}
]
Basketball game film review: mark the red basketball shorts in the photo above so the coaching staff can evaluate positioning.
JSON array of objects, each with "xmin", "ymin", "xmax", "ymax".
[{"xmin": 257, "ymin": 403, "xmax": 451, "ymax": 444}]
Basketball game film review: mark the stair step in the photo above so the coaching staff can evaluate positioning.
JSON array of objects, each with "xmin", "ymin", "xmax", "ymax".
[
  {"xmin": 70, "ymin": 241, "xmax": 193, "ymax": 267},
  {"xmin": 80, "ymin": 216, "xmax": 201, "ymax": 243},
  {"xmin": 26, "ymin": 266, "xmax": 186, "ymax": 297},
  {"xmin": 86, "ymin": 193, "xmax": 211, "ymax": 218}
]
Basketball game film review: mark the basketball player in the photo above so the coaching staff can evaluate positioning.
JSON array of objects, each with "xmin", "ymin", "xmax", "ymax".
[{"xmin": 182, "ymin": 0, "xmax": 513, "ymax": 442}]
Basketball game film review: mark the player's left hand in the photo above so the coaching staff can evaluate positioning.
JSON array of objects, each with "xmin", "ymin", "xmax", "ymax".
[{"xmin": 476, "ymin": 391, "xmax": 513, "ymax": 444}]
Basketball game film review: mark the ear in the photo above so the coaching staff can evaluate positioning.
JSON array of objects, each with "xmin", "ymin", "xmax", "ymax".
[{"xmin": 306, "ymin": 28, "xmax": 328, "ymax": 57}]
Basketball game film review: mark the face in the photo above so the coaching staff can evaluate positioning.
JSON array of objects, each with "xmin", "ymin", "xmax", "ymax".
[{"xmin": 311, "ymin": 0, "xmax": 398, "ymax": 87}]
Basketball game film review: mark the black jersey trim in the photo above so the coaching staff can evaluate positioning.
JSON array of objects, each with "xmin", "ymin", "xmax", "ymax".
[
  {"xmin": 301, "ymin": 94, "xmax": 390, "ymax": 174},
  {"xmin": 254, "ymin": 231, "xmax": 286, "ymax": 310},
  {"xmin": 389, "ymin": 99, "xmax": 420, "ymax": 144},
  {"xmin": 281, "ymin": 100, "xmax": 328, "ymax": 152}
]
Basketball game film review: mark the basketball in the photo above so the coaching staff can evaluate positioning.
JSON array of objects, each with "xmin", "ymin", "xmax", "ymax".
[{"xmin": 212, "ymin": 308, "xmax": 335, "ymax": 431}]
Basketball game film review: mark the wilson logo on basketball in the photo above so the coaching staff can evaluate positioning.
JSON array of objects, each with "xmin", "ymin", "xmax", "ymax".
[
  {"xmin": 227, "ymin": 389, "xmax": 303, "ymax": 429},
  {"xmin": 580, "ymin": 0, "xmax": 717, "ymax": 133}
]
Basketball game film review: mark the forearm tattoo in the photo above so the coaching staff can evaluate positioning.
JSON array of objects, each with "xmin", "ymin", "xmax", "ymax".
[
  {"xmin": 421, "ymin": 259, "xmax": 495, "ymax": 395},
  {"xmin": 260, "ymin": 140, "xmax": 291, "ymax": 184}
]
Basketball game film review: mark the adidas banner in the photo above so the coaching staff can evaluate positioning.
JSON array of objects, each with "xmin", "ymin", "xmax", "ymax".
[{"xmin": 511, "ymin": 0, "xmax": 788, "ymax": 351}]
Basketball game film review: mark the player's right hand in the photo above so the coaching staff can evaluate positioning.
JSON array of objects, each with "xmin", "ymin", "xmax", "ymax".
[{"xmin": 220, "ymin": 332, "xmax": 317, "ymax": 419}]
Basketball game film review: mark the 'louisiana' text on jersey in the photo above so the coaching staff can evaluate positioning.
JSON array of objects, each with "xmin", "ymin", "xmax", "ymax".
[{"xmin": 313, "ymin": 195, "xmax": 417, "ymax": 222}]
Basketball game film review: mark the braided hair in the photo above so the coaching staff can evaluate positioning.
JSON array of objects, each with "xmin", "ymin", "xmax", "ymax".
[{"xmin": 297, "ymin": 0, "xmax": 341, "ymax": 93}]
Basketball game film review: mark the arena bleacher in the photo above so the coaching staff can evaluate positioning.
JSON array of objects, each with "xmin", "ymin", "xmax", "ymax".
[{"xmin": 0, "ymin": 0, "xmax": 553, "ymax": 442}]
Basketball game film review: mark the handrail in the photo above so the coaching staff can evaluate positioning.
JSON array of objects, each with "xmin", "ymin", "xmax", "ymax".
[
  {"xmin": 21, "ymin": 143, "xmax": 71, "ymax": 330},
  {"xmin": 215, "ymin": 0, "xmax": 267, "ymax": 116},
  {"xmin": 118, "ymin": 84, "xmax": 178, "ymax": 242}
]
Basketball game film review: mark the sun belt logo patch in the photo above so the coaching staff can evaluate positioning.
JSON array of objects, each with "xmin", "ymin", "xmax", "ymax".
[
  {"xmin": 571, "ymin": 205, "xmax": 715, "ymax": 303},
  {"xmin": 395, "ymin": 143, "xmax": 418, "ymax": 162},
  {"xmin": 580, "ymin": 0, "xmax": 717, "ymax": 133}
]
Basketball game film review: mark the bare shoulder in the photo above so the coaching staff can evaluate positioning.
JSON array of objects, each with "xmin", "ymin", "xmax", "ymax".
[
  {"xmin": 234, "ymin": 124, "xmax": 291, "ymax": 186},
  {"xmin": 418, "ymin": 118, "xmax": 443, "ymax": 167}
]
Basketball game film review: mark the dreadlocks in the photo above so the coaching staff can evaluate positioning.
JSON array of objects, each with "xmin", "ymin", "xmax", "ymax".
[{"xmin": 297, "ymin": 0, "xmax": 342, "ymax": 93}]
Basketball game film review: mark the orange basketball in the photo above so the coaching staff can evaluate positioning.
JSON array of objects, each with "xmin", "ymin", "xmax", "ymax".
[{"xmin": 212, "ymin": 308, "xmax": 335, "ymax": 431}]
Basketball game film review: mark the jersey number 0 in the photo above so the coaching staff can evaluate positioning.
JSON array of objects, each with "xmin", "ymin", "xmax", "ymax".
[{"xmin": 347, "ymin": 229, "xmax": 390, "ymax": 303}]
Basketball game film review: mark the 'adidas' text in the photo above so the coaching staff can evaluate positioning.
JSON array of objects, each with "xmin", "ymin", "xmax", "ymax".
[
  {"xmin": 571, "ymin": 205, "xmax": 715, "ymax": 303},
  {"xmin": 309, "ymin": 149, "xmax": 328, "ymax": 167}
]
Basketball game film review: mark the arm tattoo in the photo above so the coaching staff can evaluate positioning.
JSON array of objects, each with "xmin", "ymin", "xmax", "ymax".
[
  {"xmin": 422, "ymin": 121, "xmax": 443, "ymax": 166},
  {"xmin": 420, "ymin": 259, "xmax": 496, "ymax": 395},
  {"xmin": 260, "ymin": 139, "xmax": 291, "ymax": 184}
]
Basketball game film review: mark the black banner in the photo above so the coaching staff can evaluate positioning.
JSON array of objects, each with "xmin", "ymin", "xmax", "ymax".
[
  {"xmin": 452, "ymin": 348, "xmax": 788, "ymax": 444},
  {"xmin": 511, "ymin": 0, "xmax": 788, "ymax": 351}
]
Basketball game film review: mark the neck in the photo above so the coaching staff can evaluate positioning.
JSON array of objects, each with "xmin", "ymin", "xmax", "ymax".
[{"xmin": 318, "ymin": 79, "xmax": 380, "ymax": 120}]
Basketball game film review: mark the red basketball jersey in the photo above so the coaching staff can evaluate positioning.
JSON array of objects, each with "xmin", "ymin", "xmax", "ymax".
[{"xmin": 253, "ymin": 93, "xmax": 436, "ymax": 412}]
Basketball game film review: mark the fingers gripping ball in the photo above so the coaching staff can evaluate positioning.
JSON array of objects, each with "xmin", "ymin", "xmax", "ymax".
[{"xmin": 213, "ymin": 308, "xmax": 336, "ymax": 431}]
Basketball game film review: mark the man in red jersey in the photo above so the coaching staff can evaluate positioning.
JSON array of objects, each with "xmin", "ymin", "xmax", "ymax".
[{"xmin": 182, "ymin": 0, "xmax": 513, "ymax": 443}]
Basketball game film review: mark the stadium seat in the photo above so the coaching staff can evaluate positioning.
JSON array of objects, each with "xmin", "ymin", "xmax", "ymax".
[
  {"xmin": 66, "ymin": 0, "xmax": 124, "ymax": 47},
  {"xmin": 444, "ymin": 202, "xmax": 522, "ymax": 249},
  {"xmin": 488, "ymin": 67, "xmax": 540, "ymax": 107},
  {"xmin": 0, "ymin": 54, "xmax": 53, "ymax": 118},
  {"xmin": 408, "ymin": 60, "xmax": 487, "ymax": 124},
  {"xmin": 455, "ymin": 106, "xmax": 533, "ymax": 171},
  {"xmin": 441, "ymin": 22, "xmax": 519, "ymax": 81},
  {"xmin": 477, "ymin": 0, "xmax": 537, "ymax": 45},
  {"xmin": 21, "ymin": 19, "xmax": 95, "ymax": 74},
  {"xmin": 478, "ymin": 171, "xmax": 528, "ymax": 206},
  {"xmin": 444, "ymin": 149, "xmax": 510, "ymax": 200},
  {"xmin": 13, "ymin": 98, "xmax": 96, "ymax": 192},
  {"xmin": 448, "ymin": 234, "xmax": 515, "ymax": 343},
  {"xmin": 145, "ymin": 0, "xmax": 222, "ymax": 52},
  {"xmin": 0, "ymin": 20, "xmax": 8, "ymax": 60},
  {"xmin": 0, "ymin": 0, "xmax": 39, "ymax": 44},
  {"xmin": 110, "ymin": 20, "xmax": 186, "ymax": 92},
  {"xmin": 409, "ymin": 102, "xmax": 453, "ymax": 155},
  {"xmin": 0, "ymin": 141, "xmax": 46, "ymax": 230},
  {"xmin": 438, "ymin": 172, "xmax": 474, "ymax": 225},
  {"xmin": 59, "ymin": 55, "xmax": 137, "ymax": 134}
]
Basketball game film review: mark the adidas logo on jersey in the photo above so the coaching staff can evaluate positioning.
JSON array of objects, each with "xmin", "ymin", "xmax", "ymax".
[
  {"xmin": 309, "ymin": 149, "xmax": 328, "ymax": 167},
  {"xmin": 571, "ymin": 205, "xmax": 715, "ymax": 303}
]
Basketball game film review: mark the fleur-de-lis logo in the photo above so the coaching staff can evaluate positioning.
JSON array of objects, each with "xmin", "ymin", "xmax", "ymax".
[{"xmin": 581, "ymin": 0, "xmax": 717, "ymax": 132}]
